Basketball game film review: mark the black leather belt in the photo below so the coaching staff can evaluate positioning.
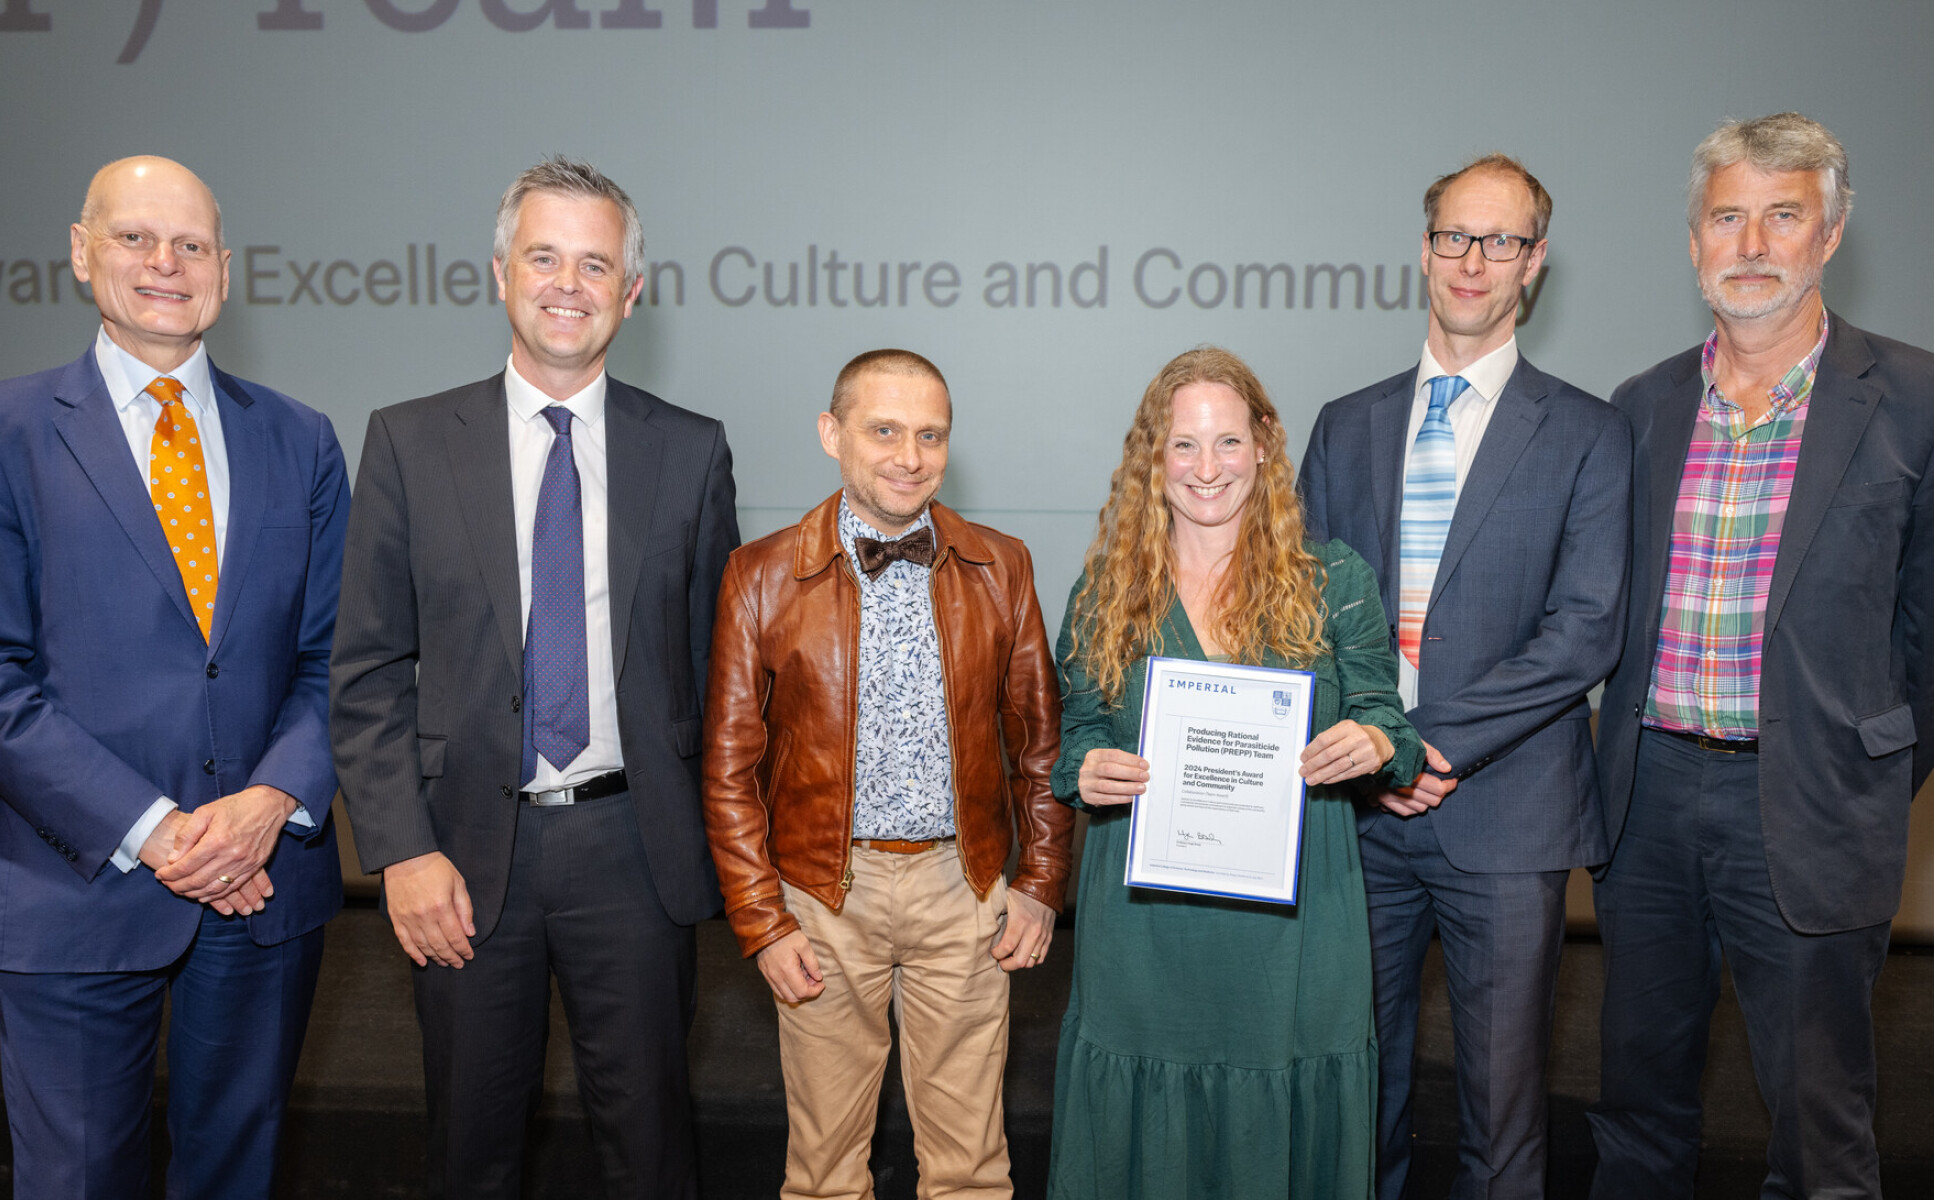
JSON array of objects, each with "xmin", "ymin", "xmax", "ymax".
[
  {"xmin": 520, "ymin": 769, "xmax": 628, "ymax": 806},
  {"xmin": 1654, "ymin": 728, "xmax": 1759, "ymax": 754}
]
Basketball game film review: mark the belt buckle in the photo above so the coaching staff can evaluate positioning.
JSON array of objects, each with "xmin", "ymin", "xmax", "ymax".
[{"xmin": 526, "ymin": 787, "xmax": 575, "ymax": 806}]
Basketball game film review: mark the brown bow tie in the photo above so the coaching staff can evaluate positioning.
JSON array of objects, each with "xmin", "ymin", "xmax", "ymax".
[{"xmin": 853, "ymin": 526, "xmax": 936, "ymax": 580}]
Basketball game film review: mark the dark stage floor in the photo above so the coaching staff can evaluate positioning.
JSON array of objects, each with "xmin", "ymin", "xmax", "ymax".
[{"xmin": 3, "ymin": 902, "xmax": 1931, "ymax": 1197}]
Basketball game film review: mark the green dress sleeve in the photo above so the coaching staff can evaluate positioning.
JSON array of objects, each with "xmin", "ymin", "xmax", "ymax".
[
  {"xmin": 1318, "ymin": 540, "xmax": 1426, "ymax": 785},
  {"xmin": 1051, "ymin": 576, "xmax": 1118, "ymax": 809}
]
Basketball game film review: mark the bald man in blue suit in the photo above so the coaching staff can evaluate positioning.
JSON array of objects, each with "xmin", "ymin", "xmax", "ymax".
[{"xmin": 0, "ymin": 157, "xmax": 347, "ymax": 1198}]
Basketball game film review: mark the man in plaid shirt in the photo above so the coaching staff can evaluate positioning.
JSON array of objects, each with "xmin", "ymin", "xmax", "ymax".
[{"xmin": 1590, "ymin": 113, "xmax": 1934, "ymax": 1198}]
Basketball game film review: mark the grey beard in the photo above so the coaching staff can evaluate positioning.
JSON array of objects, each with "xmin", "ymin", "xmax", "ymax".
[{"xmin": 1699, "ymin": 258, "xmax": 1821, "ymax": 321}]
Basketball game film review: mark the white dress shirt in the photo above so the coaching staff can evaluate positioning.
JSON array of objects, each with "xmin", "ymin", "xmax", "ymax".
[
  {"xmin": 94, "ymin": 329, "xmax": 312, "ymax": 873},
  {"xmin": 504, "ymin": 358, "xmax": 623, "ymax": 789},
  {"xmin": 1395, "ymin": 337, "xmax": 1519, "ymax": 711}
]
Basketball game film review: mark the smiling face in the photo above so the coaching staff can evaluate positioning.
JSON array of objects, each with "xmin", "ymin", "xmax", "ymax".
[
  {"xmin": 1422, "ymin": 169, "xmax": 1547, "ymax": 364},
  {"xmin": 817, "ymin": 369, "xmax": 952, "ymax": 535},
  {"xmin": 493, "ymin": 190, "xmax": 642, "ymax": 399},
  {"xmin": 1162, "ymin": 381, "xmax": 1263, "ymax": 536},
  {"xmin": 70, "ymin": 157, "xmax": 230, "ymax": 373},
  {"xmin": 1691, "ymin": 160, "xmax": 1842, "ymax": 323}
]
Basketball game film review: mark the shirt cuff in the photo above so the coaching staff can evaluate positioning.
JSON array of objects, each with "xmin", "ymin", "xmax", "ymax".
[
  {"xmin": 112, "ymin": 796, "xmax": 179, "ymax": 874},
  {"xmin": 285, "ymin": 802, "xmax": 316, "ymax": 833}
]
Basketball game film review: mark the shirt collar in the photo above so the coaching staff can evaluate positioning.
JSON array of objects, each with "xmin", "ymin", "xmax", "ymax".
[
  {"xmin": 1699, "ymin": 311, "xmax": 1831, "ymax": 418},
  {"xmin": 504, "ymin": 355, "xmax": 607, "ymax": 430},
  {"xmin": 838, "ymin": 495, "xmax": 932, "ymax": 544},
  {"xmin": 95, "ymin": 326, "xmax": 215, "ymax": 418},
  {"xmin": 1418, "ymin": 336, "xmax": 1518, "ymax": 405}
]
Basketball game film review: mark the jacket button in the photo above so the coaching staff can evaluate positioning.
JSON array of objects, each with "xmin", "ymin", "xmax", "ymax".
[
  {"xmin": 1632, "ymin": 704, "xmax": 1642, "ymax": 717},
  {"xmin": 500, "ymin": 785, "xmax": 513, "ymax": 799},
  {"xmin": 206, "ymin": 663, "xmax": 219, "ymax": 679},
  {"xmin": 511, "ymin": 695, "xmax": 522, "ymax": 713},
  {"xmin": 203, "ymin": 759, "xmax": 216, "ymax": 775}
]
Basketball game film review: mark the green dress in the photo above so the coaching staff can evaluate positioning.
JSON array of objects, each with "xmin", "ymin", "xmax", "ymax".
[{"xmin": 1046, "ymin": 540, "xmax": 1423, "ymax": 1200}]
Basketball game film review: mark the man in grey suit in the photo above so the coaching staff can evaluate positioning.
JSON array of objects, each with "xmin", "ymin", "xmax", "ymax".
[
  {"xmin": 1300, "ymin": 154, "xmax": 1630, "ymax": 1200},
  {"xmin": 1589, "ymin": 113, "xmax": 1934, "ymax": 1199},
  {"xmin": 330, "ymin": 157, "xmax": 737, "ymax": 1197}
]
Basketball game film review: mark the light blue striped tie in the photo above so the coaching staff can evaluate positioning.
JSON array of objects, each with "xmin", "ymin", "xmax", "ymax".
[{"xmin": 1398, "ymin": 374, "xmax": 1469, "ymax": 668}]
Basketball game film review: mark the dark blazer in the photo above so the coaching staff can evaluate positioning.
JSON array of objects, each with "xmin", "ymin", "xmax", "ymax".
[
  {"xmin": 330, "ymin": 373, "xmax": 737, "ymax": 933},
  {"xmin": 1301, "ymin": 356, "xmax": 1631, "ymax": 873},
  {"xmin": 0, "ymin": 349, "xmax": 347, "ymax": 972},
  {"xmin": 1597, "ymin": 316, "xmax": 1934, "ymax": 934}
]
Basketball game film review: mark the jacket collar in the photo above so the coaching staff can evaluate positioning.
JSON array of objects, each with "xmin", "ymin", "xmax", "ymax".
[{"xmin": 793, "ymin": 492, "xmax": 994, "ymax": 579}]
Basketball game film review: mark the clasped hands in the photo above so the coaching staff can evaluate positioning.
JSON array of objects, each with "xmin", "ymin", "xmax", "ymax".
[
  {"xmin": 1078, "ymin": 722, "xmax": 1457, "ymax": 810},
  {"xmin": 140, "ymin": 783, "xmax": 299, "ymax": 917}
]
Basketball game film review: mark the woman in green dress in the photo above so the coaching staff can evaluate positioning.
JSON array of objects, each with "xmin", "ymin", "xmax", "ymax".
[{"xmin": 1047, "ymin": 347, "xmax": 1425, "ymax": 1199}]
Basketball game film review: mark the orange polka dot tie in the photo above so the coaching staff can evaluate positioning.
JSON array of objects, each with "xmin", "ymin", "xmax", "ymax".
[{"xmin": 145, "ymin": 377, "xmax": 219, "ymax": 641}]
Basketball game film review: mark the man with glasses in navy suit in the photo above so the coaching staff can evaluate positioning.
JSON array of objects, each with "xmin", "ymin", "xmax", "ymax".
[{"xmin": 1300, "ymin": 154, "xmax": 1630, "ymax": 1200}]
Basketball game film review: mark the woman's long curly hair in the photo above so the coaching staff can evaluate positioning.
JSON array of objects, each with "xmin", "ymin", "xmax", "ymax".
[{"xmin": 1066, "ymin": 347, "xmax": 1328, "ymax": 703}]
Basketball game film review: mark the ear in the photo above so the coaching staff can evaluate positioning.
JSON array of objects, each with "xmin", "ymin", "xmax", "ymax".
[
  {"xmin": 1519, "ymin": 237, "xmax": 1549, "ymax": 286},
  {"xmin": 620, "ymin": 271, "xmax": 644, "ymax": 318},
  {"xmin": 69, "ymin": 224, "xmax": 90, "ymax": 282},
  {"xmin": 817, "ymin": 411, "xmax": 841, "ymax": 460},
  {"xmin": 217, "ymin": 246, "xmax": 232, "ymax": 303},
  {"xmin": 491, "ymin": 256, "xmax": 507, "ymax": 304},
  {"xmin": 1819, "ymin": 216, "xmax": 1846, "ymax": 266}
]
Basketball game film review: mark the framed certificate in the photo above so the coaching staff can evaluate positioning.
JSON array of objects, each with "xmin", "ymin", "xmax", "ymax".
[{"xmin": 1126, "ymin": 656, "xmax": 1316, "ymax": 905}]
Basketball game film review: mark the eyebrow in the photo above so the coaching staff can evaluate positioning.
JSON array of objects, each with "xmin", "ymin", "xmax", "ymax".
[{"xmin": 523, "ymin": 242, "xmax": 615, "ymax": 263}]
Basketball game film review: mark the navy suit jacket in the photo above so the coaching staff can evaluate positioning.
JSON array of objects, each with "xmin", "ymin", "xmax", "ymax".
[
  {"xmin": 0, "ymin": 348, "xmax": 347, "ymax": 973},
  {"xmin": 329, "ymin": 374, "xmax": 738, "ymax": 935},
  {"xmin": 1597, "ymin": 315, "xmax": 1934, "ymax": 933},
  {"xmin": 1301, "ymin": 356, "xmax": 1631, "ymax": 873}
]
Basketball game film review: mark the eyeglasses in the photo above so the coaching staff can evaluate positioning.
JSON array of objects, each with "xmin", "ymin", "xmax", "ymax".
[{"xmin": 1428, "ymin": 230, "xmax": 1539, "ymax": 262}]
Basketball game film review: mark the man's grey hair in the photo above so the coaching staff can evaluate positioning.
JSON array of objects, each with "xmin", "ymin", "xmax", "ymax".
[
  {"xmin": 1687, "ymin": 112, "xmax": 1852, "ymax": 230},
  {"xmin": 492, "ymin": 156, "xmax": 647, "ymax": 283}
]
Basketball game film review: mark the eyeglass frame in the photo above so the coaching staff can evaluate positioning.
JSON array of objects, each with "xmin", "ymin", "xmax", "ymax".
[{"xmin": 1427, "ymin": 229, "xmax": 1542, "ymax": 262}]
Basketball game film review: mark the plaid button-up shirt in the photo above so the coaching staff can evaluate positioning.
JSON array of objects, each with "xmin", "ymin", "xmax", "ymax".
[{"xmin": 1643, "ymin": 315, "xmax": 1830, "ymax": 739}]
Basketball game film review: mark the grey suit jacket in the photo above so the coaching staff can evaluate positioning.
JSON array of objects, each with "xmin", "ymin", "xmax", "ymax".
[
  {"xmin": 329, "ymin": 373, "xmax": 738, "ymax": 933},
  {"xmin": 1301, "ymin": 356, "xmax": 1631, "ymax": 873},
  {"xmin": 1597, "ymin": 315, "xmax": 1934, "ymax": 934}
]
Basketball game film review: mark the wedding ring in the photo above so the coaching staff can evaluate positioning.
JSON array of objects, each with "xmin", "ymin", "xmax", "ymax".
[{"xmin": 218, "ymin": 874, "xmax": 233, "ymax": 884}]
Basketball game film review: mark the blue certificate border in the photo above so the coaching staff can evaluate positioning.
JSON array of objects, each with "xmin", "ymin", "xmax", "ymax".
[{"xmin": 1126, "ymin": 656, "xmax": 1317, "ymax": 906}]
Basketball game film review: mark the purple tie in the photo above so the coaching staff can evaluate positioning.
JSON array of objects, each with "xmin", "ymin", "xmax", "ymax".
[{"xmin": 522, "ymin": 406, "xmax": 590, "ymax": 785}]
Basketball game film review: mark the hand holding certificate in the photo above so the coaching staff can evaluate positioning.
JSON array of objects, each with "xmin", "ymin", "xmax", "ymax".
[{"xmin": 1125, "ymin": 657, "xmax": 1318, "ymax": 905}]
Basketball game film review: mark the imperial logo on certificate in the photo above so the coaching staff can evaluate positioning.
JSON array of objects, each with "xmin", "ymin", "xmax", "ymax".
[{"xmin": 1128, "ymin": 657, "xmax": 1316, "ymax": 905}]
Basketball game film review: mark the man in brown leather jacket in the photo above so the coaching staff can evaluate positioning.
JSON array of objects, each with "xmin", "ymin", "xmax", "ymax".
[{"xmin": 703, "ymin": 348, "xmax": 1072, "ymax": 1199}]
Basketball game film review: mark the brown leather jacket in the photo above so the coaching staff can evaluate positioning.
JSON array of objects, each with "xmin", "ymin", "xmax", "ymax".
[{"xmin": 702, "ymin": 494, "xmax": 1071, "ymax": 958}]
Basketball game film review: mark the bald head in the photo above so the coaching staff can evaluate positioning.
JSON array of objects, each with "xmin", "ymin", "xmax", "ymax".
[
  {"xmin": 80, "ymin": 157, "xmax": 223, "ymax": 248},
  {"xmin": 71, "ymin": 155, "xmax": 232, "ymax": 372}
]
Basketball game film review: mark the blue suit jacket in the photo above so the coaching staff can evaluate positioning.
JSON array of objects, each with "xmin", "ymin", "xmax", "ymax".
[
  {"xmin": 1597, "ymin": 316, "xmax": 1934, "ymax": 933},
  {"xmin": 0, "ymin": 348, "xmax": 347, "ymax": 972},
  {"xmin": 1301, "ymin": 356, "xmax": 1631, "ymax": 873}
]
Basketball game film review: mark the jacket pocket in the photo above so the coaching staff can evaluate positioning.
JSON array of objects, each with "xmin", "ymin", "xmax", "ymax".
[
  {"xmin": 672, "ymin": 716, "xmax": 701, "ymax": 759},
  {"xmin": 1855, "ymin": 703, "xmax": 1916, "ymax": 758},
  {"xmin": 418, "ymin": 735, "xmax": 447, "ymax": 778},
  {"xmin": 1828, "ymin": 477, "xmax": 1909, "ymax": 509}
]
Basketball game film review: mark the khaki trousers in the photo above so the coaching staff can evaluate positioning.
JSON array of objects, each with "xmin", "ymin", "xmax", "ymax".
[{"xmin": 777, "ymin": 842, "xmax": 1012, "ymax": 1200}]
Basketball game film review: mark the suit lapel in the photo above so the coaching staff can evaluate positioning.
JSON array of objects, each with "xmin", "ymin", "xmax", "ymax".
[
  {"xmin": 604, "ymin": 381, "xmax": 665, "ymax": 682},
  {"xmin": 1765, "ymin": 320, "xmax": 1878, "ymax": 635},
  {"xmin": 50, "ymin": 354, "xmax": 202, "ymax": 637},
  {"xmin": 1430, "ymin": 364, "xmax": 1547, "ymax": 609},
  {"xmin": 206, "ymin": 367, "xmax": 259, "ymax": 657},
  {"xmin": 1635, "ymin": 355, "xmax": 1704, "ymax": 648},
  {"xmin": 1369, "ymin": 375, "xmax": 1410, "ymax": 611},
  {"xmin": 446, "ymin": 378, "xmax": 525, "ymax": 676}
]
